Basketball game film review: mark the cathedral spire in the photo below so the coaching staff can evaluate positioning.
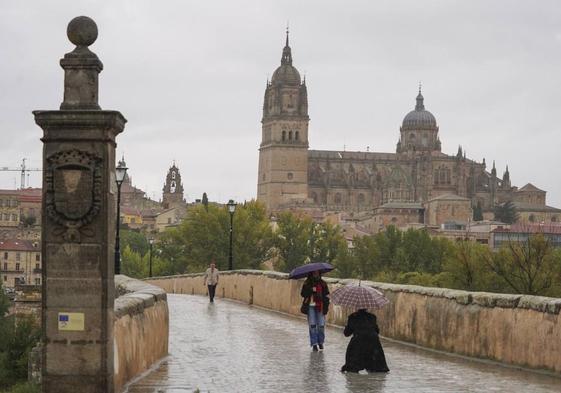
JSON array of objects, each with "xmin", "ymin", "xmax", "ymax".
[
  {"xmin": 281, "ymin": 27, "xmax": 292, "ymax": 66},
  {"xmin": 502, "ymin": 165, "xmax": 511, "ymax": 188},
  {"xmin": 503, "ymin": 165, "xmax": 510, "ymax": 180},
  {"xmin": 415, "ymin": 84, "xmax": 425, "ymax": 111}
]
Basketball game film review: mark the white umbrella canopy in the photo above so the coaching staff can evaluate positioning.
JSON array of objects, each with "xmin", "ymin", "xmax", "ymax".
[{"xmin": 331, "ymin": 283, "xmax": 389, "ymax": 310}]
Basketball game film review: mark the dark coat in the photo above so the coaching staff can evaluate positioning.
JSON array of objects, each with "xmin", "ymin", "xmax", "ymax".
[
  {"xmin": 341, "ymin": 309, "xmax": 389, "ymax": 373},
  {"xmin": 300, "ymin": 278, "xmax": 330, "ymax": 315}
]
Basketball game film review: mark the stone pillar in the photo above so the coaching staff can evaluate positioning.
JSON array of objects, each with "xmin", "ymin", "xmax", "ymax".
[{"xmin": 33, "ymin": 16, "xmax": 126, "ymax": 393}]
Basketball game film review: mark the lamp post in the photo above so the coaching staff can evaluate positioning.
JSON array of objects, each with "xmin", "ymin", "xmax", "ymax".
[
  {"xmin": 227, "ymin": 199, "xmax": 237, "ymax": 270},
  {"xmin": 148, "ymin": 238, "xmax": 154, "ymax": 278},
  {"xmin": 114, "ymin": 162, "xmax": 128, "ymax": 275}
]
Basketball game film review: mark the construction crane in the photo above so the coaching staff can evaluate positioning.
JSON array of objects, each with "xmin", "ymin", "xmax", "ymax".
[{"xmin": 0, "ymin": 158, "xmax": 42, "ymax": 189}]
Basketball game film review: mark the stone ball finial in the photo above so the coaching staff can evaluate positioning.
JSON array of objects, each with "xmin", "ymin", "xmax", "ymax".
[{"xmin": 67, "ymin": 16, "xmax": 98, "ymax": 47}]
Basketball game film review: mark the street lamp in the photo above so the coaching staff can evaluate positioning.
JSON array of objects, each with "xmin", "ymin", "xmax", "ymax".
[
  {"xmin": 227, "ymin": 199, "xmax": 237, "ymax": 270},
  {"xmin": 148, "ymin": 238, "xmax": 154, "ymax": 278},
  {"xmin": 114, "ymin": 162, "xmax": 128, "ymax": 275}
]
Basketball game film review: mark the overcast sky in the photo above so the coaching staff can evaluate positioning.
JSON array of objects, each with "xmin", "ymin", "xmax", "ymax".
[{"xmin": 1, "ymin": 0, "xmax": 560, "ymax": 207}]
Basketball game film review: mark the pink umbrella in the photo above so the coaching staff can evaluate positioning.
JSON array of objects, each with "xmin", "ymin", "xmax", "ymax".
[{"xmin": 331, "ymin": 283, "xmax": 389, "ymax": 310}]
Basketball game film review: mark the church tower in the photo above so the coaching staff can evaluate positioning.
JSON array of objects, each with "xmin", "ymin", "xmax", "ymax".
[
  {"xmin": 162, "ymin": 162, "xmax": 185, "ymax": 209},
  {"xmin": 257, "ymin": 30, "xmax": 310, "ymax": 211}
]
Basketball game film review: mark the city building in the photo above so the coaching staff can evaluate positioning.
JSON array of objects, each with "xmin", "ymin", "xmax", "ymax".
[
  {"xmin": 256, "ymin": 33, "xmax": 560, "ymax": 228},
  {"xmin": 0, "ymin": 239, "xmax": 41, "ymax": 288},
  {"xmin": 0, "ymin": 189, "xmax": 22, "ymax": 227},
  {"xmin": 490, "ymin": 224, "xmax": 561, "ymax": 249},
  {"xmin": 119, "ymin": 156, "xmax": 161, "ymax": 210}
]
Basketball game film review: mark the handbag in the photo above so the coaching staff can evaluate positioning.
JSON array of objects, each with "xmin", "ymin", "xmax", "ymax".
[{"xmin": 300, "ymin": 298, "xmax": 310, "ymax": 315}]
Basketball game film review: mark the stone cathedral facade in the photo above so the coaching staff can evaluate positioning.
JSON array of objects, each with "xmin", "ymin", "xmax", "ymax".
[{"xmin": 257, "ymin": 34, "xmax": 560, "ymax": 226}]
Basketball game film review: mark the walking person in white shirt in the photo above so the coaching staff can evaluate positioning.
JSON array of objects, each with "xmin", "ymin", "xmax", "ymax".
[{"xmin": 203, "ymin": 261, "xmax": 220, "ymax": 303}]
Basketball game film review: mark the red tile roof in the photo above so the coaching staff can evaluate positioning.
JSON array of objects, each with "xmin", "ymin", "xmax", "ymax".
[
  {"xmin": 121, "ymin": 206, "xmax": 142, "ymax": 216},
  {"xmin": 0, "ymin": 239, "xmax": 39, "ymax": 251}
]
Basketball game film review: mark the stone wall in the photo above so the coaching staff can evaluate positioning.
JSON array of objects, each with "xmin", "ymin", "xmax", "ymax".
[
  {"xmin": 146, "ymin": 270, "xmax": 561, "ymax": 374},
  {"xmin": 114, "ymin": 275, "xmax": 169, "ymax": 392}
]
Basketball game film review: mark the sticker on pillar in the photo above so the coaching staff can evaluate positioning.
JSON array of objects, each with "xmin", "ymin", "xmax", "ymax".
[{"xmin": 58, "ymin": 312, "xmax": 85, "ymax": 331}]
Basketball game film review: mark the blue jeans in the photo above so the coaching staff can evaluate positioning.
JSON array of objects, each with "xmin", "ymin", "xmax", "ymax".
[{"xmin": 307, "ymin": 305, "xmax": 325, "ymax": 346}]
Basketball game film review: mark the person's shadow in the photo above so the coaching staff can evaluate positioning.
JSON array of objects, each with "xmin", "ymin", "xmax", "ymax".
[
  {"xmin": 343, "ymin": 370, "xmax": 387, "ymax": 393},
  {"xmin": 303, "ymin": 352, "xmax": 329, "ymax": 391},
  {"xmin": 206, "ymin": 302, "xmax": 217, "ymax": 318}
]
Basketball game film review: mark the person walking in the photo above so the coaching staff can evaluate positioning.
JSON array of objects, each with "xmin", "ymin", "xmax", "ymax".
[
  {"xmin": 340, "ymin": 309, "xmax": 389, "ymax": 373},
  {"xmin": 300, "ymin": 270, "xmax": 330, "ymax": 352},
  {"xmin": 203, "ymin": 261, "xmax": 219, "ymax": 303}
]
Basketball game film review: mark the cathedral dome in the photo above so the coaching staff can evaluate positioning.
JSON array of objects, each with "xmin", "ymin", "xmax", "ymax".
[
  {"xmin": 271, "ymin": 64, "xmax": 301, "ymax": 85},
  {"xmin": 402, "ymin": 90, "xmax": 437, "ymax": 129}
]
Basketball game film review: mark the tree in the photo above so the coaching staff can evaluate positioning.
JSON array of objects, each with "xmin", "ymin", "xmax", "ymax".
[
  {"xmin": 0, "ymin": 281, "xmax": 9, "ymax": 319},
  {"xmin": 484, "ymin": 234, "xmax": 561, "ymax": 296},
  {"xmin": 350, "ymin": 235, "xmax": 379, "ymax": 279},
  {"xmin": 158, "ymin": 201, "xmax": 273, "ymax": 273},
  {"xmin": 273, "ymin": 212, "xmax": 312, "ymax": 272},
  {"xmin": 443, "ymin": 240, "xmax": 493, "ymax": 291},
  {"xmin": 121, "ymin": 245, "xmax": 168, "ymax": 278},
  {"xmin": 373, "ymin": 225, "xmax": 403, "ymax": 271},
  {"xmin": 120, "ymin": 230, "xmax": 149, "ymax": 256},
  {"xmin": 332, "ymin": 246, "xmax": 355, "ymax": 278},
  {"xmin": 230, "ymin": 201, "xmax": 273, "ymax": 269},
  {"xmin": 309, "ymin": 222, "xmax": 347, "ymax": 264},
  {"xmin": 0, "ymin": 308, "xmax": 40, "ymax": 389},
  {"xmin": 398, "ymin": 229, "xmax": 441, "ymax": 273},
  {"xmin": 494, "ymin": 201, "xmax": 518, "ymax": 224}
]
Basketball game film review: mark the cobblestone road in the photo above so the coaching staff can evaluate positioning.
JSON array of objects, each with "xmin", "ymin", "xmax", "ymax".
[{"xmin": 126, "ymin": 294, "xmax": 561, "ymax": 393}]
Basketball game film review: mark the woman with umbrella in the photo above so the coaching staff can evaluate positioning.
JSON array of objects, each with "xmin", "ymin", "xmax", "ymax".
[
  {"xmin": 331, "ymin": 283, "xmax": 390, "ymax": 373},
  {"xmin": 290, "ymin": 262, "xmax": 333, "ymax": 352}
]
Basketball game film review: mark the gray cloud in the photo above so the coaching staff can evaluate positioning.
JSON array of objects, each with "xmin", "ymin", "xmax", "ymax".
[{"xmin": 1, "ymin": 0, "xmax": 560, "ymax": 207}]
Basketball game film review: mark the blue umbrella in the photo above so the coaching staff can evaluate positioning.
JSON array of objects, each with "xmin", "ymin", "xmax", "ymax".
[{"xmin": 288, "ymin": 262, "xmax": 334, "ymax": 279}]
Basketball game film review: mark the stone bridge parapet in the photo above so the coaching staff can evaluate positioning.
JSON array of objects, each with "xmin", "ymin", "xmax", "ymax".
[
  {"xmin": 146, "ymin": 270, "xmax": 561, "ymax": 375},
  {"xmin": 114, "ymin": 275, "xmax": 169, "ymax": 392}
]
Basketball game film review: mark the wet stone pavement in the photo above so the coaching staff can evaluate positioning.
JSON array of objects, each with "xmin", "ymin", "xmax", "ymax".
[{"xmin": 126, "ymin": 294, "xmax": 561, "ymax": 393}]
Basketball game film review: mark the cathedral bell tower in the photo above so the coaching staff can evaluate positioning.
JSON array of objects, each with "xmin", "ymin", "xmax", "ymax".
[
  {"xmin": 257, "ymin": 30, "xmax": 310, "ymax": 211},
  {"xmin": 162, "ymin": 162, "xmax": 185, "ymax": 209}
]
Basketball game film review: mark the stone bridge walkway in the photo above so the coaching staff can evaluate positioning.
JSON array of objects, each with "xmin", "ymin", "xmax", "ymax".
[{"xmin": 126, "ymin": 294, "xmax": 561, "ymax": 393}]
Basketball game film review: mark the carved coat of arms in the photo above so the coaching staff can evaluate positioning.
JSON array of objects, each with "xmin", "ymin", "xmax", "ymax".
[{"xmin": 45, "ymin": 149, "xmax": 102, "ymax": 242}]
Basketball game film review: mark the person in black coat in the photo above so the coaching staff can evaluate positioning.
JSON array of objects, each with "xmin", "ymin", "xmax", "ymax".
[{"xmin": 341, "ymin": 309, "xmax": 389, "ymax": 373}]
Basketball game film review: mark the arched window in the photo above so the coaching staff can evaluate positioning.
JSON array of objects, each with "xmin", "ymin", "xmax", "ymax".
[
  {"xmin": 171, "ymin": 171, "xmax": 176, "ymax": 179},
  {"xmin": 295, "ymin": 131, "xmax": 299, "ymax": 141},
  {"xmin": 334, "ymin": 193, "xmax": 342, "ymax": 204},
  {"xmin": 287, "ymin": 173, "xmax": 293, "ymax": 180},
  {"xmin": 529, "ymin": 214, "xmax": 535, "ymax": 223},
  {"xmin": 358, "ymin": 193, "xmax": 365, "ymax": 205},
  {"xmin": 282, "ymin": 131, "xmax": 286, "ymax": 141},
  {"xmin": 289, "ymin": 131, "xmax": 293, "ymax": 140},
  {"xmin": 311, "ymin": 192, "xmax": 318, "ymax": 203},
  {"xmin": 434, "ymin": 166, "xmax": 451, "ymax": 185},
  {"xmin": 552, "ymin": 215, "xmax": 558, "ymax": 223}
]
